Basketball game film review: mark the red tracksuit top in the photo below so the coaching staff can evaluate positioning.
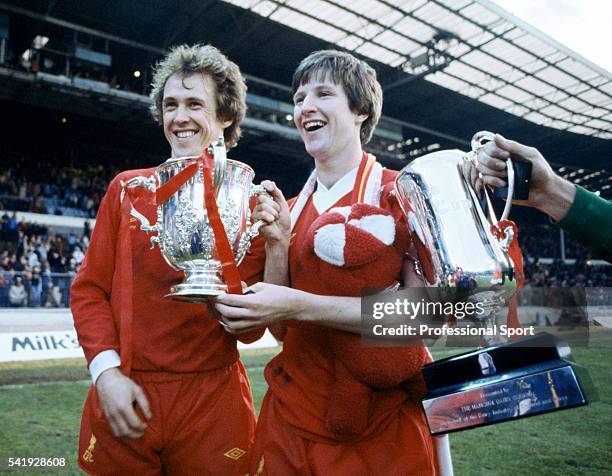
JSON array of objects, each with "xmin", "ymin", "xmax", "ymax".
[{"xmin": 71, "ymin": 168, "xmax": 265, "ymax": 373}]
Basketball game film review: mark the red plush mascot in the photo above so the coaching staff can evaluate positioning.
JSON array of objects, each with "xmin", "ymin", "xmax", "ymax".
[{"xmin": 300, "ymin": 202, "xmax": 430, "ymax": 440}]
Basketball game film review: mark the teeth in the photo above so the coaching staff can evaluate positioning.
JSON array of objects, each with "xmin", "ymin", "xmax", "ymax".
[
  {"xmin": 304, "ymin": 121, "xmax": 325, "ymax": 131},
  {"xmin": 176, "ymin": 130, "xmax": 196, "ymax": 138}
]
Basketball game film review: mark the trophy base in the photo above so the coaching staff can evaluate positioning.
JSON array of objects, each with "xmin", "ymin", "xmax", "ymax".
[
  {"xmin": 422, "ymin": 361, "xmax": 590, "ymax": 435},
  {"xmin": 166, "ymin": 282, "xmax": 248, "ymax": 303},
  {"xmin": 420, "ymin": 333, "xmax": 595, "ymax": 435},
  {"xmin": 165, "ymin": 268, "xmax": 249, "ymax": 303}
]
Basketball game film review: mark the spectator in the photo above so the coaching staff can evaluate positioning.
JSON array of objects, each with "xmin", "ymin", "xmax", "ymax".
[
  {"xmin": 83, "ymin": 220, "xmax": 91, "ymax": 239},
  {"xmin": 8, "ymin": 276, "xmax": 27, "ymax": 307},
  {"xmin": 6, "ymin": 212, "xmax": 17, "ymax": 242},
  {"xmin": 41, "ymin": 261, "xmax": 51, "ymax": 307},
  {"xmin": 35, "ymin": 241, "xmax": 47, "ymax": 264},
  {"xmin": 49, "ymin": 284, "xmax": 62, "ymax": 307},
  {"xmin": 67, "ymin": 232, "xmax": 77, "ymax": 252},
  {"xmin": 72, "ymin": 245, "xmax": 84, "ymax": 266},
  {"xmin": 80, "ymin": 234, "xmax": 89, "ymax": 251},
  {"xmin": 30, "ymin": 265, "xmax": 42, "ymax": 307},
  {"xmin": 0, "ymin": 269, "xmax": 9, "ymax": 306},
  {"xmin": 48, "ymin": 247, "xmax": 65, "ymax": 274},
  {"xmin": 26, "ymin": 247, "xmax": 40, "ymax": 268}
]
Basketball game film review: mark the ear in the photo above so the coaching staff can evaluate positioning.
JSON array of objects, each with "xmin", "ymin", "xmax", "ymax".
[
  {"xmin": 220, "ymin": 119, "xmax": 233, "ymax": 129},
  {"xmin": 355, "ymin": 114, "xmax": 368, "ymax": 125}
]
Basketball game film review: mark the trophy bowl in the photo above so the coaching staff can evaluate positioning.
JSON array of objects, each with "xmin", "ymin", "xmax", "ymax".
[
  {"xmin": 126, "ymin": 142, "xmax": 268, "ymax": 302},
  {"xmin": 394, "ymin": 147, "xmax": 518, "ymax": 335}
]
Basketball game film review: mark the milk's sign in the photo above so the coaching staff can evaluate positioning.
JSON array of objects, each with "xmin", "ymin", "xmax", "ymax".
[{"xmin": 0, "ymin": 331, "xmax": 84, "ymax": 362}]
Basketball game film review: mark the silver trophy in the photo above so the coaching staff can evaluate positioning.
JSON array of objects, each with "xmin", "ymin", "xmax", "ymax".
[
  {"xmin": 394, "ymin": 131, "xmax": 592, "ymax": 435},
  {"xmin": 126, "ymin": 138, "xmax": 269, "ymax": 302},
  {"xmin": 394, "ymin": 130, "xmax": 517, "ymax": 344}
]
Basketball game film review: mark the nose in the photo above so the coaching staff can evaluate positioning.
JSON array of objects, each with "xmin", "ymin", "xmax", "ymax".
[
  {"xmin": 301, "ymin": 94, "xmax": 317, "ymax": 113},
  {"xmin": 174, "ymin": 104, "xmax": 190, "ymax": 123}
]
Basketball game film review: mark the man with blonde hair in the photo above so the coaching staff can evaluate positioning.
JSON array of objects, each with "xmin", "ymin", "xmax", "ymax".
[{"xmin": 72, "ymin": 44, "xmax": 264, "ymax": 475}]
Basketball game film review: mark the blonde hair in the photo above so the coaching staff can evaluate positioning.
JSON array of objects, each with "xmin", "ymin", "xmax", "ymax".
[{"xmin": 149, "ymin": 44, "xmax": 247, "ymax": 148}]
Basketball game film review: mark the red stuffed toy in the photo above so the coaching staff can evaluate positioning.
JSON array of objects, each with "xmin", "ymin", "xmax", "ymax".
[{"xmin": 300, "ymin": 202, "xmax": 429, "ymax": 440}]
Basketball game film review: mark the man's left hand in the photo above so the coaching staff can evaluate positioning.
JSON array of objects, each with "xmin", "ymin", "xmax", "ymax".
[{"xmin": 211, "ymin": 282, "xmax": 302, "ymax": 333}]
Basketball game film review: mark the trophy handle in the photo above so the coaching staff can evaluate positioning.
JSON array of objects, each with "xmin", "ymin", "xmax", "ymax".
[
  {"xmin": 469, "ymin": 130, "xmax": 515, "ymax": 224},
  {"xmin": 208, "ymin": 136, "xmax": 226, "ymax": 191},
  {"xmin": 125, "ymin": 175, "xmax": 161, "ymax": 249},
  {"xmin": 247, "ymin": 184, "xmax": 274, "ymax": 239}
]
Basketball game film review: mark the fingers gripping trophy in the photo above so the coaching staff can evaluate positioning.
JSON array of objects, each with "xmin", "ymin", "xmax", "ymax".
[{"xmin": 124, "ymin": 137, "xmax": 270, "ymax": 302}]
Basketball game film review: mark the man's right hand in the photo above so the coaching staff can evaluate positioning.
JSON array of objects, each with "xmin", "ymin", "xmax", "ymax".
[
  {"xmin": 253, "ymin": 180, "xmax": 291, "ymax": 246},
  {"xmin": 474, "ymin": 134, "xmax": 576, "ymax": 220},
  {"xmin": 95, "ymin": 368, "xmax": 152, "ymax": 439}
]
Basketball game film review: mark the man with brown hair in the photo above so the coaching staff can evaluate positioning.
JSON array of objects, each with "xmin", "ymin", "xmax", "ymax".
[
  {"xmin": 72, "ymin": 44, "xmax": 264, "ymax": 475},
  {"xmin": 215, "ymin": 50, "xmax": 452, "ymax": 475}
]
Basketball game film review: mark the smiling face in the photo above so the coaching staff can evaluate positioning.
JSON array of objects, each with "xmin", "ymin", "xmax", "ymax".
[
  {"xmin": 162, "ymin": 72, "xmax": 231, "ymax": 158},
  {"xmin": 293, "ymin": 74, "xmax": 367, "ymax": 163}
]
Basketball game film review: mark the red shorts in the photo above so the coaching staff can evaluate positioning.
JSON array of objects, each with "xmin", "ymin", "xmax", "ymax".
[
  {"xmin": 250, "ymin": 392, "xmax": 436, "ymax": 476},
  {"xmin": 78, "ymin": 361, "xmax": 256, "ymax": 475}
]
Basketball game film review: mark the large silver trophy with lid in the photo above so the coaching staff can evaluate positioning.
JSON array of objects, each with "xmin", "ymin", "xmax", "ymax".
[
  {"xmin": 394, "ymin": 131, "xmax": 592, "ymax": 436},
  {"xmin": 394, "ymin": 130, "xmax": 517, "ymax": 343},
  {"xmin": 126, "ymin": 138, "xmax": 268, "ymax": 302}
]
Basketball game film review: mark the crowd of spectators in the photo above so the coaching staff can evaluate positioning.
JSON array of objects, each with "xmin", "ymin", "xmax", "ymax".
[
  {"xmin": 524, "ymin": 258, "xmax": 610, "ymax": 288},
  {"xmin": 0, "ymin": 213, "xmax": 608, "ymax": 308},
  {"xmin": 518, "ymin": 222, "xmax": 588, "ymax": 261},
  {"xmin": 517, "ymin": 222, "xmax": 611, "ymax": 290},
  {"xmin": 0, "ymin": 151, "xmax": 119, "ymax": 218},
  {"xmin": 0, "ymin": 156, "xmax": 609, "ymax": 308},
  {"xmin": 0, "ymin": 212, "xmax": 91, "ymax": 308}
]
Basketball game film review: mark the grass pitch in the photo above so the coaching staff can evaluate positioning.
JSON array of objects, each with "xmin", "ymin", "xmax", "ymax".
[{"xmin": 0, "ymin": 345, "xmax": 610, "ymax": 475}]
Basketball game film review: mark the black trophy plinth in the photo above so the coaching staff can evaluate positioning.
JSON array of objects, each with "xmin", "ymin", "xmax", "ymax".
[{"xmin": 421, "ymin": 333, "xmax": 595, "ymax": 435}]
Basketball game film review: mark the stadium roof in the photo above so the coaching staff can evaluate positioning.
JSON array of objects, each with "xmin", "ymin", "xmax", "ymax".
[
  {"xmin": 1, "ymin": 0, "xmax": 610, "ymax": 195},
  {"xmin": 222, "ymin": 0, "xmax": 612, "ymax": 140}
]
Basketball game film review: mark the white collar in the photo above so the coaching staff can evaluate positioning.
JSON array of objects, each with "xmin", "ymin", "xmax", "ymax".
[
  {"xmin": 313, "ymin": 167, "xmax": 359, "ymax": 214},
  {"xmin": 290, "ymin": 153, "xmax": 383, "ymax": 232}
]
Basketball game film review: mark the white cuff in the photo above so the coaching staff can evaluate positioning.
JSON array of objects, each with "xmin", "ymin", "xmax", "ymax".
[{"xmin": 89, "ymin": 350, "xmax": 121, "ymax": 385}]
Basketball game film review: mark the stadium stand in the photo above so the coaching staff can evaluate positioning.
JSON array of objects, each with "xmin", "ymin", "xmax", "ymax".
[
  {"xmin": 0, "ymin": 0, "xmax": 608, "ymax": 310},
  {"xmin": 0, "ymin": 146, "xmax": 128, "ymax": 217},
  {"xmin": 0, "ymin": 203, "xmax": 607, "ymax": 309},
  {"xmin": 0, "ymin": 212, "xmax": 90, "ymax": 308}
]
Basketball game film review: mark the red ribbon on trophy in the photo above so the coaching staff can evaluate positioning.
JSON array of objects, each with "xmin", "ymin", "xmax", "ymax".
[
  {"xmin": 155, "ymin": 149, "xmax": 243, "ymax": 295},
  {"xmin": 490, "ymin": 219, "xmax": 524, "ymax": 336}
]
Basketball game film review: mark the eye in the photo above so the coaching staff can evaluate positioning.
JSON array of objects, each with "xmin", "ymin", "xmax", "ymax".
[
  {"xmin": 293, "ymin": 95, "xmax": 304, "ymax": 105},
  {"xmin": 319, "ymin": 90, "xmax": 333, "ymax": 97},
  {"xmin": 163, "ymin": 101, "xmax": 177, "ymax": 111},
  {"xmin": 189, "ymin": 101, "xmax": 203, "ymax": 109}
]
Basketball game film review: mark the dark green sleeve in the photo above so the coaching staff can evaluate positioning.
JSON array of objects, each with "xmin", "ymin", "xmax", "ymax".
[{"xmin": 556, "ymin": 185, "xmax": 612, "ymax": 262}]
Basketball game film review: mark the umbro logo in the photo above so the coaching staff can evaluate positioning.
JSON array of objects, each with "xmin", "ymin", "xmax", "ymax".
[{"xmin": 223, "ymin": 447, "xmax": 246, "ymax": 460}]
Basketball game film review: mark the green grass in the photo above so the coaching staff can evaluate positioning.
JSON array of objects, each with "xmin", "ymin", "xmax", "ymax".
[
  {"xmin": 0, "ymin": 381, "xmax": 88, "ymax": 476},
  {"xmin": 0, "ymin": 345, "xmax": 610, "ymax": 475},
  {"xmin": 446, "ymin": 345, "xmax": 612, "ymax": 476}
]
